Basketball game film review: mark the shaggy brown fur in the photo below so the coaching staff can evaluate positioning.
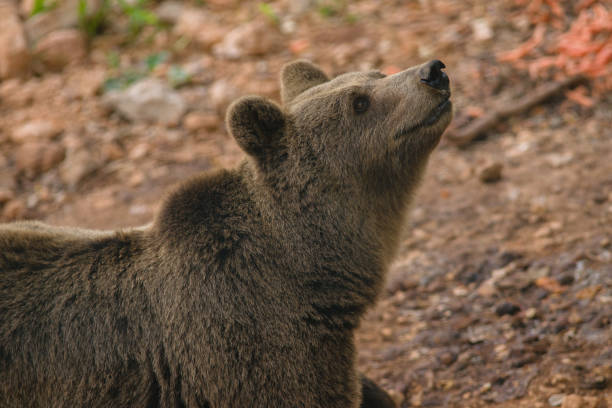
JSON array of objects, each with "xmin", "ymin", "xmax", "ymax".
[{"xmin": 0, "ymin": 60, "xmax": 452, "ymax": 407}]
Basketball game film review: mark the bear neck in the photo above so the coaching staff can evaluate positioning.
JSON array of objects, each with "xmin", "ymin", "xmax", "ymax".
[{"xmin": 247, "ymin": 158, "xmax": 418, "ymax": 313}]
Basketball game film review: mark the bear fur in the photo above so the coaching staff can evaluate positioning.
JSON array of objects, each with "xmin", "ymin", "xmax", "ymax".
[{"xmin": 0, "ymin": 60, "xmax": 452, "ymax": 407}]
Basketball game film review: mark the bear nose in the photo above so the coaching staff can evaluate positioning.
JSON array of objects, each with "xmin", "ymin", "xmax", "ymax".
[{"xmin": 419, "ymin": 60, "xmax": 449, "ymax": 91}]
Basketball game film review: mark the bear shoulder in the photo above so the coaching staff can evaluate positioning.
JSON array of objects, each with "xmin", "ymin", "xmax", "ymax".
[
  {"xmin": 0, "ymin": 220, "xmax": 142, "ymax": 272},
  {"xmin": 152, "ymin": 166, "xmax": 257, "ymax": 245}
]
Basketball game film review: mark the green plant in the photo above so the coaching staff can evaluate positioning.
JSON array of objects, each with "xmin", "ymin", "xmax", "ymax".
[
  {"xmin": 78, "ymin": 0, "xmax": 111, "ymax": 37},
  {"xmin": 106, "ymin": 50, "xmax": 121, "ymax": 69},
  {"xmin": 31, "ymin": 0, "xmax": 56, "ymax": 16},
  {"xmin": 102, "ymin": 70, "xmax": 146, "ymax": 92},
  {"xmin": 103, "ymin": 51, "xmax": 183, "ymax": 92},
  {"xmin": 258, "ymin": 2, "xmax": 279, "ymax": 25},
  {"xmin": 345, "ymin": 13, "xmax": 359, "ymax": 24},
  {"xmin": 77, "ymin": 0, "xmax": 159, "ymax": 38},
  {"xmin": 317, "ymin": 0, "xmax": 346, "ymax": 18},
  {"xmin": 167, "ymin": 65, "xmax": 191, "ymax": 88},
  {"xmin": 144, "ymin": 51, "xmax": 169, "ymax": 72},
  {"xmin": 118, "ymin": 0, "xmax": 160, "ymax": 36}
]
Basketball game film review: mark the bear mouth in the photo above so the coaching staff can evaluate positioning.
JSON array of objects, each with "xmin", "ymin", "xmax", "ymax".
[{"xmin": 394, "ymin": 98, "xmax": 452, "ymax": 139}]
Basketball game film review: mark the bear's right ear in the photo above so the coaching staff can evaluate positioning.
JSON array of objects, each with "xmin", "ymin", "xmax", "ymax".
[
  {"xmin": 226, "ymin": 96, "xmax": 286, "ymax": 159},
  {"xmin": 281, "ymin": 60, "xmax": 329, "ymax": 104}
]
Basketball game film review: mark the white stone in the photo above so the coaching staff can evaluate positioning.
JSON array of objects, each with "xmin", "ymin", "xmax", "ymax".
[
  {"xmin": 11, "ymin": 120, "xmax": 62, "ymax": 143},
  {"xmin": 34, "ymin": 29, "xmax": 87, "ymax": 71},
  {"xmin": 0, "ymin": 1, "xmax": 30, "ymax": 79},
  {"xmin": 104, "ymin": 78, "xmax": 186, "ymax": 125}
]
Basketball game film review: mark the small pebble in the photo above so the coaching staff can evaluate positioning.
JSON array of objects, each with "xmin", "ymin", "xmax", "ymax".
[
  {"xmin": 438, "ymin": 351, "xmax": 457, "ymax": 366},
  {"xmin": 1, "ymin": 199, "xmax": 25, "ymax": 220},
  {"xmin": 548, "ymin": 393, "xmax": 565, "ymax": 407},
  {"xmin": 525, "ymin": 307, "xmax": 538, "ymax": 319},
  {"xmin": 558, "ymin": 274, "xmax": 574, "ymax": 286},
  {"xmin": 478, "ymin": 162, "xmax": 503, "ymax": 183},
  {"xmin": 380, "ymin": 327, "xmax": 393, "ymax": 340},
  {"xmin": 495, "ymin": 302, "xmax": 521, "ymax": 316},
  {"xmin": 561, "ymin": 394, "xmax": 601, "ymax": 408},
  {"xmin": 581, "ymin": 374, "xmax": 607, "ymax": 390}
]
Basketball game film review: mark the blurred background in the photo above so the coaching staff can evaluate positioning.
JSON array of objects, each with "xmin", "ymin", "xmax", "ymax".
[{"xmin": 0, "ymin": 0, "xmax": 610, "ymax": 406}]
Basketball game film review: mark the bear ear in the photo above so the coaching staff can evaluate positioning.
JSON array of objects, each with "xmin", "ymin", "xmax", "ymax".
[
  {"xmin": 226, "ymin": 96, "xmax": 286, "ymax": 159},
  {"xmin": 281, "ymin": 60, "xmax": 329, "ymax": 104}
]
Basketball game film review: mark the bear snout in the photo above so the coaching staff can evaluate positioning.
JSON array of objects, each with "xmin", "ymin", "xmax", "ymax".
[{"xmin": 418, "ymin": 60, "xmax": 450, "ymax": 92}]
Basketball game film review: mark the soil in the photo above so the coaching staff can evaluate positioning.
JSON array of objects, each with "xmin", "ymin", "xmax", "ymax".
[{"xmin": 0, "ymin": 0, "xmax": 610, "ymax": 407}]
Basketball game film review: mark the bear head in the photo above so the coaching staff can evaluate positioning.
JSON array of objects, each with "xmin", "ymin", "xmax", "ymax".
[{"xmin": 226, "ymin": 60, "xmax": 452, "ymax": 202}]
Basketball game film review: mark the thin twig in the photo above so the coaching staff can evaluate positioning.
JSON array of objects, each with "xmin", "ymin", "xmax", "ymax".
[{"xmin": 446, "ymin": 75, "xmax": 587, "ymax": 148}]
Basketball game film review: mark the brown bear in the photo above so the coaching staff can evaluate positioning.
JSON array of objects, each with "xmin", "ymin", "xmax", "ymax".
[{"xmin": 0, "ymin": 59, "xmax": 451, "ymax": 407}]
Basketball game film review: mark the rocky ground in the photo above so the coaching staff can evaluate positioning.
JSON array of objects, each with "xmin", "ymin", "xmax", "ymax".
[{"xmin": 0, "ymin": 0, "xmax": 610, "ymax": 407}]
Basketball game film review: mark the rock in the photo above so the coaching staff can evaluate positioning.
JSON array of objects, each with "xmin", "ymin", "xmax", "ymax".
[
  {"xmin": 534, "ymin": 221, "xmax": 563, "ymax": 238},
  {"xmin": 0, "ymin": 1, "xmax": 30, "ymax": 79},
  {"xmin": 1, "ymin": 199, "xmax": 26, "ymax": 220},
  {"xmin": 156, "ymin": 1, "xmax": 185, "ymax": 24},
  {"xmin": 15, "ymin": 142, "xmax": 66, "ymax": 178},
  {"xmin": 208, "ymin": 79, "xmax": 239, "ymax": 115},
  {"xmin": 438, "ymin": 351, "xmax": 457, "ymax": 366},
  {"xmin": 525, "ymin": 307, "xmax": 538, "ymax": 319},
  {"xmin": 0, "ymin": 190, "xmax": 15, "ymax": 204},
  {"xmin": 289, "ymin": 0, "xmax": 315, "ymax": 16},
  {"xmin": 0, "ymin": 78, "xmax": 36, "ymax": 108},
  {"xmin": 15, "ymin": 145, "xmax": 42, "ymax": 173},
  {"xmin": 70, "ymin": 66, "xmax": 105, "ymax": 98},
  {"xmin": 103, "ymin": 78, "xmax": 186, "ymax": 125},
  {"xmin": 471, "ymin": 18, "xmax": 493, "ymax": 41},
  {"xmin": 380, "ymin": 327, "xmax": 393, "ymax": 340},
  {"xmin": 548, "ymin": 394, "xmax": 565, "ymax": 407},
  {"xmin": 183, "ymin": 111, "xmax": 220, "ymax": 132},
  {"xmin": 213, "ymin": 21, "xmax": 282, "ymax": 60},
  {"xmin": 545, "ymin": 152, "xmax": 574, "ymax": 168},
  {"xmin": 101, "ymin": 142, "xmax": 124, "ymax": 161},
  {"xmin": 387, "ymin": 389, "xmax": 404, "ymax": 407},
  {"xmin": 495, "ymin": 302, "xmax": 521, "ymax": 316},
  {"xmin": 11, "ymin": 120, "xmax": 62, "ymax": 143},
  {"xmin": 128, "ymin": 171, "xmax": 145, "ymax": 187},
  {"xmin": 386, "ymin": 262, "xmax": 420, "ymax": 294},
  {"xmin": 41, "ymin": 144, "xmax": 67, "ymax": 172},
  {"xmin": 477, "ymin": 278, "xmax": 498, "ymax": 297},
  {"xmin": 21, "ymin": 0, "xmax": 35, "ymax": 16},
  {"xmin": 128, "ymin": 143, "xmax": 150, "ymax": 160},
  {"xmin": 202, "ymin": 0, "xmax": 237, "ymax": 8},
  {"xmin": 24, "ymin": 0, "xmax": 103, "ymax": 43},
  {"xmin": 59, "ymin": 149, "xmax": 103, "ymax": 188},
  {"xmin": 580, "ymin": 374, "xmax": 608, "ymax": 390},
  {"xmin": 194, "ymin": 24, "xmax": 227, "ymax": 50},
  {"xmin": 478, "ymin": 162, "xmax": 503, "ymax": 183},
  {"xmin": 173, "ymin": 7, "xmax": 226, "ymax": 49},
  {"xmin": 561, "ymin": 394, "xmax": 600, "ymax": 408},
  {"xmin": 593, "ymin": 193, "xmax": 607, "ymax": 204},
  {"xmin": 34, "ymin": 29, "xmax": 87, "ymax": 71},
  {"xmin": 558, "ymin": 274, "xmax": 574, "ymax": 286}
]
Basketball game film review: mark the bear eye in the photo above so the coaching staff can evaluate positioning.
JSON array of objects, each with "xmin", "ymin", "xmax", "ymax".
[{"xmin": 353, "ymin": 95, "xmax": 370, "ymax": 114}]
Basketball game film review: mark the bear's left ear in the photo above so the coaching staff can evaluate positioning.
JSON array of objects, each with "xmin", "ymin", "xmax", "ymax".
[
  {"xmin": 226, "ymin": 96, "xmax": 286, "ymax": 159},
  {"xmin": 281, "ymin": 60, "xmax": 329, "ymax": 104}
]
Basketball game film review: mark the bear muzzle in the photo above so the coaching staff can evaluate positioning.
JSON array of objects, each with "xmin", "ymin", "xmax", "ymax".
[{"xmin": 418, "ymin": 59, "xmax": 450, "ymax": 92}]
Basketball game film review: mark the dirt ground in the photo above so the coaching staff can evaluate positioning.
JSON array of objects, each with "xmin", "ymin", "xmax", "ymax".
[{"xmin": 0, "ymin": 0, "xmax": 610, "ymax": 407}]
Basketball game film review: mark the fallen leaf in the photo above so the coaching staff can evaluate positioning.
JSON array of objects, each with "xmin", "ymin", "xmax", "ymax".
[
  {"xmin": 535, "ymin": 276, "xmax": 567, "ymax": 293},
  {"xmin": 576, "ymin": 285, "xmax": 602, "ymax": 300},
  {"xmin": 565, "ymin": 86, "xmax": 595, "ymax": 107},
  {"xmin": 498, "ymin": 24, "xmax": 546, "ymax": 62},
  {"xmin": 289, "ymin": 39, "xmax": 310, "ymax": 54},
  {"xmin": 465, "ymin": 105, "xmax": 485, "ymax": 118}
]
